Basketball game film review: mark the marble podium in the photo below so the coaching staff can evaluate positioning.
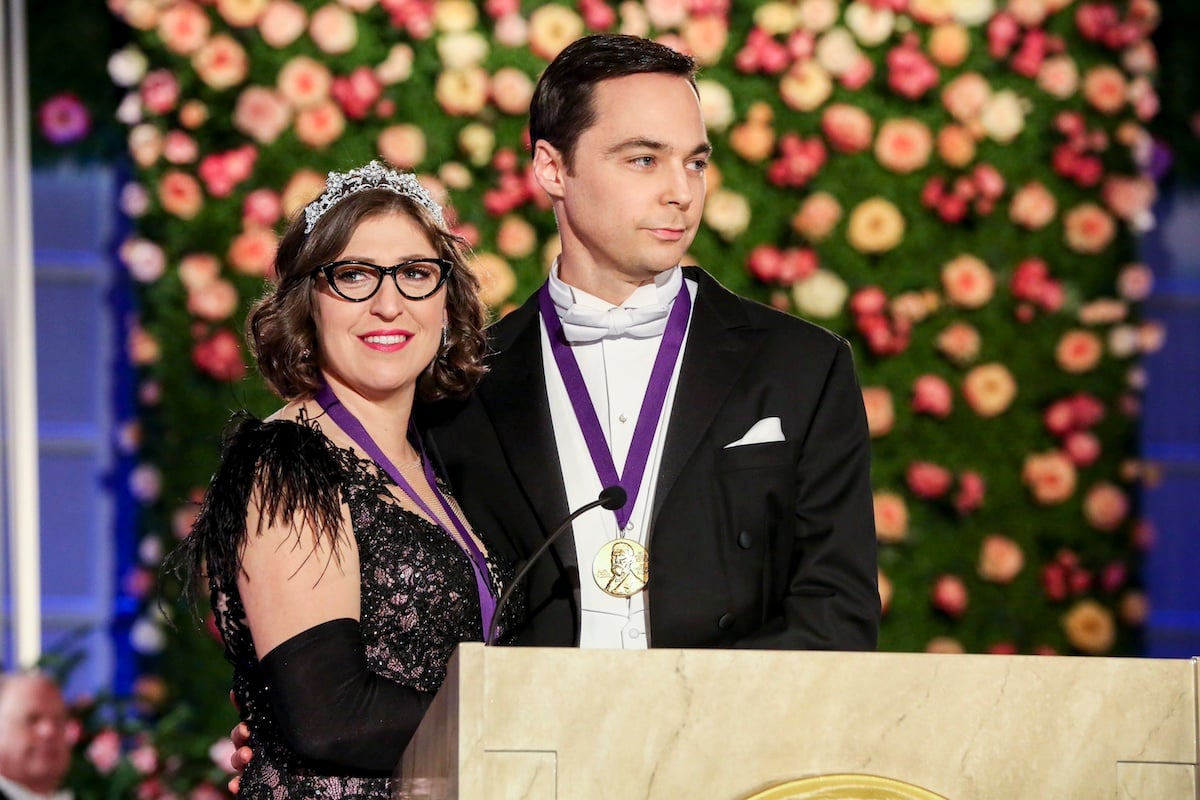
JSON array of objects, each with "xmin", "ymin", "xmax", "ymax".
[{"xmin": 395, "ymin": 644, "xmax": 1197, "ymax": 799}]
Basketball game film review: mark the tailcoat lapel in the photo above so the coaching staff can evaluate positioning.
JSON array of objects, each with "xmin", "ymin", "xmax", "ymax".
[{"xmin": 652, "ymin": 268, "xmax": 766, "ymax": 520}]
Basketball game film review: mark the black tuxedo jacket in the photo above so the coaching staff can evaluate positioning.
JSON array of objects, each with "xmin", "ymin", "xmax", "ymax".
[{"xmin": 423, "ymin": 267, "xmax": 879, "ymax": 650}]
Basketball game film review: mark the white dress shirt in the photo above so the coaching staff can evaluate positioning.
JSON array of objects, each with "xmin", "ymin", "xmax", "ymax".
[
  {"xmin": 540, "ymin": 265, "xmax": 695, "ymax": 649},
  {"xmin": 0, "ymin": 774, "xmax": 72, "ymax": 800}
]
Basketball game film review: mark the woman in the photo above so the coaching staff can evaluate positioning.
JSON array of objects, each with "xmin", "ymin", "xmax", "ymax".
[{"xmin": 179, "ymin": 161, "xmax": 515, "ymax": 798}]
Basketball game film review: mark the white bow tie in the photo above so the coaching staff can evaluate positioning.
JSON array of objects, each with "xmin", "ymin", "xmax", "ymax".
[{"xmin": 548, "ymin": 265, "xmax": 684, "ymax": 343}]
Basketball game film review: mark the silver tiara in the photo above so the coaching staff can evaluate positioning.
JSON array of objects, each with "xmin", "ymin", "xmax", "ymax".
[{"xmin": 303, "ymin": 160, "xmax": 445, "ymax": 234}]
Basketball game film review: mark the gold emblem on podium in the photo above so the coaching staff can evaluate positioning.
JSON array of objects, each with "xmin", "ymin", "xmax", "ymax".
[{"xmin": 592, "ymin": 538, "xmax": 648, "ymax": 597}]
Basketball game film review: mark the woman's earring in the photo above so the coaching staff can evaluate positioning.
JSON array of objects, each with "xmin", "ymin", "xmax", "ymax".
[{"xmin": 440, "ymin": 325, "xmax": 448, "ymax": 353}]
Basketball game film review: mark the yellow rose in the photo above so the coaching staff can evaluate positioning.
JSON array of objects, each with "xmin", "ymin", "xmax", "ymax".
[{"xmin": 846, "ymin": 197, "xmax": 905, "ymax": 254}]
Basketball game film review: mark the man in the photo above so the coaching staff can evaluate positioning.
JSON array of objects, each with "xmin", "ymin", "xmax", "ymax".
[
  {"xmin": 0, "ymin": 672, "xmax": 73, "ymax": 800},
  {"xmin": 423, "ymin": 33, "xmax": 879, "ymax": 651}
]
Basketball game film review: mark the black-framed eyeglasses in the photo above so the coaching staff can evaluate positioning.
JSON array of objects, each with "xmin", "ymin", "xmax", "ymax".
[{"xmin": 312, "ymin": 259, "xmax": 454, "ymax": 302}]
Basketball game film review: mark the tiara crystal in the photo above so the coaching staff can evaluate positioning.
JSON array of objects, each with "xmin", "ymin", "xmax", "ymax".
[{"xmin": 303, "ymin": 160, "xmax": 445, "ymax": 234}]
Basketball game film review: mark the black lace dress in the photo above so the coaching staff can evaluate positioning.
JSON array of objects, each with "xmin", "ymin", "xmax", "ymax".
[{"xmin": 188, "ymin": 414, "xmax": 516, "ymax": 800}]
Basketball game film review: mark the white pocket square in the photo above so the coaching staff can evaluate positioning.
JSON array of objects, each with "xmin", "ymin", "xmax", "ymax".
[{"xmin": 723, "ymin": 416, "xmax": 785, "ymax": 449}]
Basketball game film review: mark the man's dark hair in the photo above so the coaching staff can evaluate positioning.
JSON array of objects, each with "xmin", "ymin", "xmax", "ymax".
[{"xmin": 529, "ymin": 34, "xmax": 698, "ymax": 170}]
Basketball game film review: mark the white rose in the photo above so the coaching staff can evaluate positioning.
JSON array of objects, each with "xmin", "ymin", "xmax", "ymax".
[
  {"xmin": 843, "ymin": 2, "xmax": 895, "ymax": 46},
  {"xmin": 437, "ymin": 31, "xmax": 489, "ymax": 70},
  {"xmin": 950, "ymin": 0, "xmax": 995, "ymax": 27},
  {"xmin": 980, "ymin": 89, "xmax": 1026, "ymax": 143},
  {"xmin": 108, "ymin": 45, "xmax": 149, "ymax": 87},
  {"xmin": 697, "ymin": 79, "xmax": 735, "ymax": 133},
  {"xmin": 131, "ymin": 617, "xmax": 166, "ymax": 654},
  {"xmin": 703, "ymin": 189, "xmax": 751, "ymax": 241},
  {"xmin": 815, "ymin": 27, "xmax": 862, "ymax": 76},
  {"xmin": 792, "ymin": 269, "xmax": 849, "ymax": 319}
]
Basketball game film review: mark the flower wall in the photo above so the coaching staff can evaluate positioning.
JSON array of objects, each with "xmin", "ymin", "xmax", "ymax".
[{"xmin": 104, "ymin": 0, "xmax": 1160, "ymax": 792}]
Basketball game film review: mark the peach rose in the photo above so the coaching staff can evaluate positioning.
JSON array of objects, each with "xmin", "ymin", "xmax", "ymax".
[
  {"xmin": 162, "ymin": 130, "xmax": 198, "ymax": 164},
  {"xmin": 179, "ymin": 99, "xmax": 209, "ymax": 129},
  {"xmin": 704, "ymin": 189, "xmax": 751, "ymax": 241},
  {"xmin": 280, "ymin": 168, "xmax": 326, "ymax": 216},
  {"xmin": 1062, "ymin": 600, "xmax": 1115, "ymax": 655},
  {"xmin": 1009, "ymin": 180, "xmax": 1057, "ymax": 230},
  {"xmin": 491, "ymin": 67, "xmax": 534, "ymax": 116},
  {"xmin": 874, "ymin": 117, "xmax": 933, "ymax": 174},
  {"xmin": 127, "ymin": 123, "xmax": 163, "ymax": 167},
  {"xmin": 928, "ymin": 23, "xmax": 969, "ymax": 67},
  {"xmin": 309, "ymin": 4, "xmax": 357, "ymax": 55},
  {"xmin": 780, "ymin": 61, "xmax": 834, "ymax": 113},
  {"xmin": 729, "ymin": 117, "xmax": 775, "ymax": 163},
  {"xmin": 1102, "ymin": 174, "xmax": 1156, "ymax": 225},
  {"xmin": 158, "ymin": 170, "xmax": 203, "ymax": 219},
  {"xmin": 377, "ymin": 44, "xmax": 415, "ymax": 85},
  {"xmin": 120, "ymin": 237, "xmax": 167, "ymax": 283},
  {"xmin": 936, "ymin": 321, "xmax": 981, "ymax": 366},
  {"xmin": 1064, "ymin": 203, "xmax": 1116, "ymax": 254},
  {"xmin": 821, "ymin": 103, "xmax": 874, "ymax": 154},
  {"xmin": 815, "ymin": 28, "xmax": 863, "ymax": 77},
  {"xmin": 925, "ymin": 636, "xmax": 965, "ymax": 654},
  {"xmin": 1022, "ymin": 450, "xmax": 1077, "ymax": 504},
  {"xmin": 192, "ymin": 34, "xmax": 249, "ymax": 90},
  {"xmin": 128, "ymin": 324, "xmax": 161, "ymax": 365},
  {"xmin": 436, "ymin": 67, "xmax": 489, "ymax": 116},
  {"xmin": 433, "ymin": 0, "xmax": 477, "ymax": 32},
  {"xmin": 962, "ymin": 363, "xmax": 1017, "ymax": 417},
  {"xmin": 1082, "ymin": 64, "xmax": 1128, "ymax": 115},
  {"xmin": 1038, "ymin": 55, "xmax": 1079, "ymax": 100},
  {"xmin": 873, "ymin": 491, "xmax": 908, "ymax": 544},
  {"xmin": 216, "ymin": 0, "xmax": 267, "ymax": 27},
  {"xmin": 1079, "ymin": 299, "xmax": 1129, "ymax": 327},
  {"xmin": 1008, "ymin": 0, "xmax": 1048, "ymax": 26},
  {"xmin": 844, "ymin": 1, "xmax": 896, "ymax": 47},
  {"xmin": 187, "ymin": 278, "xmax": 239, "ymax": 322},
  {"xmin": 376, "ymin": 124, "xmax": 426, "ymax": 170},
  {"xmin": 890, "ymin": 289, "xmax": 938, "ymax": 325},
  {"xmin": 258, "ymin": 0, "xmax": 307, "ymax": 48},
  {"xmin": 861, "ymin": 386, "xmax": 895, "ymax": 438},
  {"xmin": 847, "ymin": 197, "xmax": 905, "ymax": 254},
  {"xmin": 294, "ymin": 100, "xmax": 345, "ymax": 149},
  {"xmin": 791, "ymin": 269, "xmax": 848, "ymax": 319},
  {"xmin": 941, "ymin": 254, "xmax": 994, "ymax": 309},
  {"xmin": 233, "ymin": 86, "xmax": 292, "ymax": 144},
  {"xmin": 496, "ymin": 216, "xmax": 537, "ymax": 259},
  {"xmin": 941, "ymin": 72, "xmax": 990, "ymax": 123},
  {"xmin": 1119, "ymin": 591, "xmax": 1148, "ymax": 626},
  {"xmin": 646, "ymin": 0, "xmax": 689, "ymax": 29},
  {"xmin": 697, "ymin": 80, "xmax": 735, "ymax": 134},
  {"xmin": 470, "ymin": 252, "xmax": 517, "ymax": 307},
  {"xmin": 878, "ymin": 569, "xmax": 893, "ymax": 614},
  {"xmin": 980, "ymin": 89, "xmax": 1025, "ymax": 144},
  {"xmin": 1083, "ymin": 482, "xmax": 1129, "ymax": 532},
  {"xmin": 158, "ymin": 1, "xmax": 211, "ymax": 55},
  {"xmin": 682, "ymin": 15, "xmax": 729, "ymax": 66},
  {"xmin": 1055, "ymin": 329, "xmax": 1103, "ymax": 374},
  {"xmin": 178, "ymin": 253, "xmax": 221, "ymax": 291},
  {"xmin": 528, "ymin": 4, "xmax": 584, "ymax": 61},
  {"xmin": 931, "ymin": 574, "xmax": 968, "ymax": 618},
  {"xmin": 227, "ymin": 227, "xmax": 278, "ymax": 277},
  {"xmin": 1117, "ymin": 262, "xmax": 1153, "ymax": 301},
  {"xmin": 978, "ymin": 534, "xmax": 1024, "ymax": 584},
  {"xmin": 936, "ymin": 123, "xmax": 976, "ymax": 168},
  {"xmin": 277, "ymin": 56, "xmax": 332, "ymax": 109},
  {"xmin": 791, "ymin": 191, "xmax": 842, "ymax": 242}
]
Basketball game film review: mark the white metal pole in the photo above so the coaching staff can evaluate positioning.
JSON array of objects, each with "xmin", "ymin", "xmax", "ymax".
[{"xmin": 0, "ymin": 0, "xmax": 42, "ymax": 669}]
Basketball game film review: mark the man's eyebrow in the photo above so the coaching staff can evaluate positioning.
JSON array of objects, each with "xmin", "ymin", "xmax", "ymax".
[{"xmin": 605, "ymin": 138, "xmax": 714, "ymax": 157}]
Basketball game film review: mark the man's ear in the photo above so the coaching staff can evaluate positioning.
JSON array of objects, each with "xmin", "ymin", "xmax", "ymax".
[{"xmin": 531, "ymin": 140, "xmax": 567, "ymax": 201}]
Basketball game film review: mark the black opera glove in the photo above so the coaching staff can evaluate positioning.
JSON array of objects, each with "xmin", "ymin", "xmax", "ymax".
[{"xmin": 258, "ymin": 617, "xmax": 435, "ymax": 772}]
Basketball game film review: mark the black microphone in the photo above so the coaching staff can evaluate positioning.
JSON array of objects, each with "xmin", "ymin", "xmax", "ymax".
[{"xmin": 485, "ymin": 486, "xmax": 628, "ymax": 646}]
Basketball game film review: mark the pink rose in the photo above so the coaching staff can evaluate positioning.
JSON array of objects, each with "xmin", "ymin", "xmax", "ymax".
[
  {"xmin": 886, "ymin": 40, "xmax": 939, "ymax": 100},
  {"xmin": 1082, "ymin": 64, "xmax": 1127, "ymax": 115},
  {"xmin": 954, "ymin": 470, "xmax": 985, "ymax": 514},
  {"xmin": 911, "ymin": 374, "xmax": 953, "ymax": 418},
  {"xmin": 1102, "ymin": 174, "xmax": 1156, "ymax": 223},
  {"xmin": 191, "ymin": 34, "xmax": 249, "ymax": 90},
  {"xmin": 129, "ymin": 742, "xmax": 159, "ymax": 775},
  {"xmin": 331, "ymin": 66, "xmax": 383, "ymax": 120},
  {"xmin": 242, "ymin": 188, "xmax": 283, "ymax": 228},
  {"xmin": 259, "ymin": 0, "xmax": 307, "ymax": 48},
  {"xmin": 941, "ymin": 72, "xmax": 990, "ymax": 123},
  {"xmin": 157, "ymin": 1, "xmax": 211, "ymax": 55},
  {"xmin": 1063, "ymin": 430, "xmax": 1102, "ymax": 467},
  {"xmin": 941, "ymin": 254, "xmax": 995, "ymax": 309},
  {"xmin": 187, "ymin": 278, "xmax": 239, "ymax": 322},
  {"xmin": 1022, "ymin": 450, "xmax": 1077, "ymax": 504},
  {"xmin": 1117, "ymin": 262, "xmax": 1153, "ymax": 301},
  {"xmin": 861, "ymin": 386, "xmax": 895, "ymax": 438},
  {"xmin": 978, "ymin": 534, "xmax": 1024, "ymax": 584},
  {"xmin": 682, "ymin": 15, "xmax": 729, "ymax": 66},
  {"xmin": 962, "ymin": 363, "xmax": 1017, "ymax": 418},
  {"xmin": 162, "ymin": 130, "xmax": 198, "ymax": 164},
  {"xmin": 873, "ymin": 491, "xmax": 908, "ymax": 543},
  {"xmin": 491, "ymin": 67, "xmax": 534, "ymax": 116},
  {"xmin": 193, "ymin": 328, "xmax": 247, "ymax": 382},
  {"xmin": 821, "ymin": 103, "xmax": 873, "ymax": 154},
  {"xmin": 277, "ymin": 56, "xmax": 333, "ymax": 109},
  {"xmin": 906, "ymin": 461, "xmax": 953, "ymax": 500},
  {"xmin": 496, "ymin": 215, "xmax": 537, "ymax": 259},
  {"xmin": 208, "ymin": 737, "xmax": 237, "ymax": 772},
  {"xmin": 935, "ymin": 321, "xmax": 980, "ymax": 366},
  {"xmin": 874, "ymin": 117, "xmax": 932, "ymax": 174},
  {"xmin": 1038, "ymin": 55, "xmax": 1080, "ymax": 99},
  {"xmin": 158, "ymin": 170, "xmax": 203, "ymax": 219},
  {"xmin": 309, "ymin": 4, "xmax": 357, "ymax": 55},
  {"xmin": 931, "ymin": 574, "xmax": 968, "ymax": 618},
  {"xmin": 767, "ymin": 133, "xmax": 827, "ymax": 188},
  {"xmin": 233, "ymin": 86, "xmax": 292, "ymax": 144},
  {"xmin": 1063, "ymin": 203, "xmax": 1116, "ymax": 254},
  {"xmin": 377, "ymin": 124, "xmax": 426, "ymax": 170},
  {"xmin": 1083, "ymin": 482, "xmax": 1129, "ymax": 531},
  {"xmin": 87, "ymin": 729, "xmax": 123, "ymax": 774},
  {"xmin": 140, "ymin": 69, "xmax": 180, "ymax": 115},
  {"xmin": 198, "ymin": 145, "xmax": 257, "ymax": 198}
]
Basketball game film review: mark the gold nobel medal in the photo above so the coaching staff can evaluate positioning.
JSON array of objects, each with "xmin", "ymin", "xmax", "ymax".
[{"xmin": 592, "ymin": 538, "xmax": 649, "ymax": 597}]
